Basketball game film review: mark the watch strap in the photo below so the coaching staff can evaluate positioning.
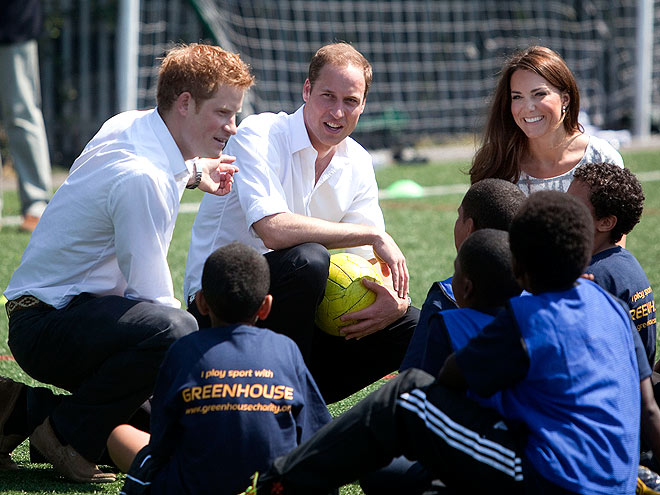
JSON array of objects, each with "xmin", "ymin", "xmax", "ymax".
[{"xmin": 186, "ymin": 159, "xmax": 202, "ymax": 189}]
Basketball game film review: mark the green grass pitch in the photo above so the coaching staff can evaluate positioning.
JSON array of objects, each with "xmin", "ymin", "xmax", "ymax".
[{"xmin": 1, "ymin": 150, "xmax": 660, "ymax": 494}]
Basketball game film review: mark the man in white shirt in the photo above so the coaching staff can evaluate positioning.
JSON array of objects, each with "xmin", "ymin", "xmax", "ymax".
[
  {"xmin": 0, "ymin": 44, "xmax": 254, "ymax": 482},
  {"xmin": 184, "ymin": 43, "xmax": 418, "ymax": 404}
]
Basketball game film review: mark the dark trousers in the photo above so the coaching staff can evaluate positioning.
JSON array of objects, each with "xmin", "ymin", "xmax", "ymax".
[
  {"xmin": 189, "ymin": 243, "xmax": 418, "ymax": 404},
  {"xmin": 359, "ymin": 455, "xmax": 439, "ymax": 495},
  {"xmin": 308, "ymin": 308, "xmax": 418, "ymax": 404},
  {"xmin": 262, "ymin": 369, "xmax": 526, "ymax": 494},
  {"xmin": 8, "ymin": 293, "xmax": 198, "ymax": 462}
]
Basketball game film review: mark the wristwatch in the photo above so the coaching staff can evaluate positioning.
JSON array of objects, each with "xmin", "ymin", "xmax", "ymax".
[{"xmin": 186, "ymin": 158, "xmax": 202, "ymax": 189}]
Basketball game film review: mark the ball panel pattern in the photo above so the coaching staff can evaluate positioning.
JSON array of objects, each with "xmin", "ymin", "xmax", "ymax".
[{"xmin": 315, "ymin": 253, "xmax": 383, "ymax": 336}]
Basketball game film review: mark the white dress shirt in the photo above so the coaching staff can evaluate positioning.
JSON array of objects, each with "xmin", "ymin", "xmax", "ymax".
[
  {"xmin": 183, "ymin": 105, "xmax": 384, "ymax": 304},
  {"xmin": 5, "ymin": 109, "xmax": 191, "ymax": 309}
]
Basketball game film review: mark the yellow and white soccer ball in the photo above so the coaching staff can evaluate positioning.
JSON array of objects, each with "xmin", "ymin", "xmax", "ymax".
[{"xmin": 315, "ymin": 252, "xmax": 383, "ymax": 336}]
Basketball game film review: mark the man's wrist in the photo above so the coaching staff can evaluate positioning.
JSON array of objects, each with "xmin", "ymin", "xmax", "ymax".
[{"xmin": 369, "ymin": 228, "xmax": 385, "ymax": 253}]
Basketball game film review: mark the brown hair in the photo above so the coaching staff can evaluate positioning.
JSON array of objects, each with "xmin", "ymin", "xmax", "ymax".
[
  {"xmin": 308, "ymin": 42, "xmax": 372, "ymax": 98},
  {"xmin": 157, "ymin": 43, "xmax": 254, "ymax": 112},
  {"xmin": 470, "ymin": 46, "xmax": 583, "ymax": 184}
]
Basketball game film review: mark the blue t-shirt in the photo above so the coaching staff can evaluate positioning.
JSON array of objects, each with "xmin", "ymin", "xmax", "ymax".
[
  {"xmin": 421, "ymin": 307, "xmax": 506, "ymax": 413},
  {"xmin": 457, "ymin": 280, "xmax": 640, "ymax": 494},
  {"xmin": 587, "ymin": 246, "xmax": 656, "ymax": 366},
  {"xmin": 419, "ymin": 307, "xmax": 496, "ymax": 377},
  {"xmin": 400, "ymin": 277, "xmax": 456, "ymax": 371},
  {"xmin": 145, "ymin": 324, "xmax": 331, "ymax": 495}
]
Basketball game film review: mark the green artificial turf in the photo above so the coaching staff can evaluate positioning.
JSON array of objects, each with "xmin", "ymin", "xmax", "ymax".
[{"xmin": 1, "ymin": 150, "xmax": 659, "ymax": 493}]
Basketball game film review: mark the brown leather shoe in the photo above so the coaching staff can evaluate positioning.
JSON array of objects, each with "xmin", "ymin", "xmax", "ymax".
[
  {"xmin": 30, "ymin": 418, "xmax": 116, "ymax": 483},
  {"xmin": 0, "ymin": 377, "xmax": 26, "ymax": 470},
  {"xmin": 19, "ymin": 215, "xmax": 40, "ymax": 233}
]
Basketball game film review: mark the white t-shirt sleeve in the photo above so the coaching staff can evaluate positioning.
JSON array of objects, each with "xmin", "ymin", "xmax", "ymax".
[{"xmin": 341, "ymin": 174, "xmax": 385, "ymax": 230}]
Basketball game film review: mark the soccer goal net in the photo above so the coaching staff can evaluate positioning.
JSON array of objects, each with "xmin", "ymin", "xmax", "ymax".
[
  {"xmin": 179, "ymin": 0, "xmax": 654, "ymax": 148},
  {"xmin": 37, "ymin": 0, "xmax": 659, "ymax": 162}
]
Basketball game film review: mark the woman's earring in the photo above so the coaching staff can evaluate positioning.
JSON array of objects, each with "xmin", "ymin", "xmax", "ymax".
[{"xmin": 562, "ymin": 105, "xmax": 567, "ymax": 114}]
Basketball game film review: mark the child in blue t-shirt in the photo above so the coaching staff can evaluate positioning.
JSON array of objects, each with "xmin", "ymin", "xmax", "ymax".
[
  {"xmin": 107, "ymin": 242, "xmax": 331, "ymax": 495},
  {"xmin": 247, "ymin": 191, "xmax": 642, "ymax": 495},
  {"xmin": 400, "ymin": 178, "xmax": 526, "ymax": 371},
  {"xmin": 366, "ymin": 228, "xmax": 653, "ymax": 495},
  {"xmin": 419, "ymin": 228, "xmax": 522, "ymax": 377},
  {"xmin": 360, "ymin": 228, "xmax": 522, "ymax": 495}
]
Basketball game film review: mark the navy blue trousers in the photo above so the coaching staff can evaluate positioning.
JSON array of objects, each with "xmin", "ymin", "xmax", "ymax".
[{"xmin": 8, "ymin": 293, "xmax": 197, "ymax": 462}]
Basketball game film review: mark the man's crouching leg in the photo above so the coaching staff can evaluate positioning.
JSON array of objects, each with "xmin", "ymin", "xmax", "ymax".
[
  {"xmin": 9, "ymin": 295, "xmax": 198, "ymax": 482},
  {"xmin": 263, "ymin": 243, "xmax": 330, "ymax": 359}
]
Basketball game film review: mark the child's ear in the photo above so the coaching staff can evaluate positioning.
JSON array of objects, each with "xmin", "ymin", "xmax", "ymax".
[
  {"xmin": 595, "ymin": 215, "xmax": 617, "ymax": 233},
  {"xmin": 196, "ymin": 291, "xmax": 210, "ymax": 316},
  {"xmin": 255, "ymin": 295, "xmax": 273, "ymax": 321},
  {"xmin": 452, "ymin": 273, "xmax": 474, "ymax": 307},
  {"xmin": 461, "ymin": 277, "xmax": 475, "ymax": 303},
  {"xmin": 465, "ymin": 217, "xmax": 475, "ymax": 236},
  {"xmin": 512, "ymin": 256, "xmax": 532, "ymax": 292}
]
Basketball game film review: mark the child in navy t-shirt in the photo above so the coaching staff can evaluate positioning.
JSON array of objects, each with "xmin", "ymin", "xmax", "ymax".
[
  {"xmin": 360, "ymin": 229, "xmax": 522, "ymax": 495},
  {"xmin": 568, "ymin": 162, "xmax": 656, "ymax": 366},
  {"xmin": 419, "ymin": 229, "xmax": 521, "ymax": 377},
  {"xmin": 107, "ymin": 242, "xmax": 331, "ymax": 495}
]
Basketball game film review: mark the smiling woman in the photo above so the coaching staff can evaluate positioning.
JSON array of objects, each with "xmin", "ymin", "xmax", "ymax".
[{"xmin": 469, "ymin": 45, "xmax": 623, "ymax": 195}]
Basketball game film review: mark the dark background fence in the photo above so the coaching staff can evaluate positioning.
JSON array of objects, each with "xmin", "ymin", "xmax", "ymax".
[{"xmin": 27, "ymin": 0, "xmax": 660, "ymax": 166}]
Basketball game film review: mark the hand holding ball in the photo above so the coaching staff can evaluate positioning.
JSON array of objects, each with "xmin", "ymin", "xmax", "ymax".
[{"xmin": 315, "ymin": 253, "xmax": 383, "ymax": 336}]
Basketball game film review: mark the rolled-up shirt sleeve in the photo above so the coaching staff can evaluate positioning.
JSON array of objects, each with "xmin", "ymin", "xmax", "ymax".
[{"xmin": 227, "ymin": 124, "xmax": 291, "ymax": 233}]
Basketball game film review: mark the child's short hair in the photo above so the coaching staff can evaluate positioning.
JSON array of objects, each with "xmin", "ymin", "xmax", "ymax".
[
  {"xmin": 462, "ymin": 178, "xmax": 527, "ymax": 231},
  {"xmin": 573, "ymin": 162, "xmax": 644, "ymax": 243},
  {"xmin": 509, "ymin": 191, "xmax": 594, "ymax": 292},
  {"xmin": 458, "ymin": 229, "xmax": 522, "ymax": 307},
  {"xmin": 201, "ymin": 242, "xmax": 270, "ymax": 324}
]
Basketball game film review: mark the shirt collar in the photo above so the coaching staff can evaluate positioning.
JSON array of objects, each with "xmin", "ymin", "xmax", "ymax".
[
  {"xmin": 150, "ymin": 107, "xmax": 188, "ymax": 179},
  {"xmin": 289, "ymin": 104, "xmax": 350, "ymax": 159},
  {"xmin": 289, "ymin": 105, "xmax": 312, "ymax": 154}
]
